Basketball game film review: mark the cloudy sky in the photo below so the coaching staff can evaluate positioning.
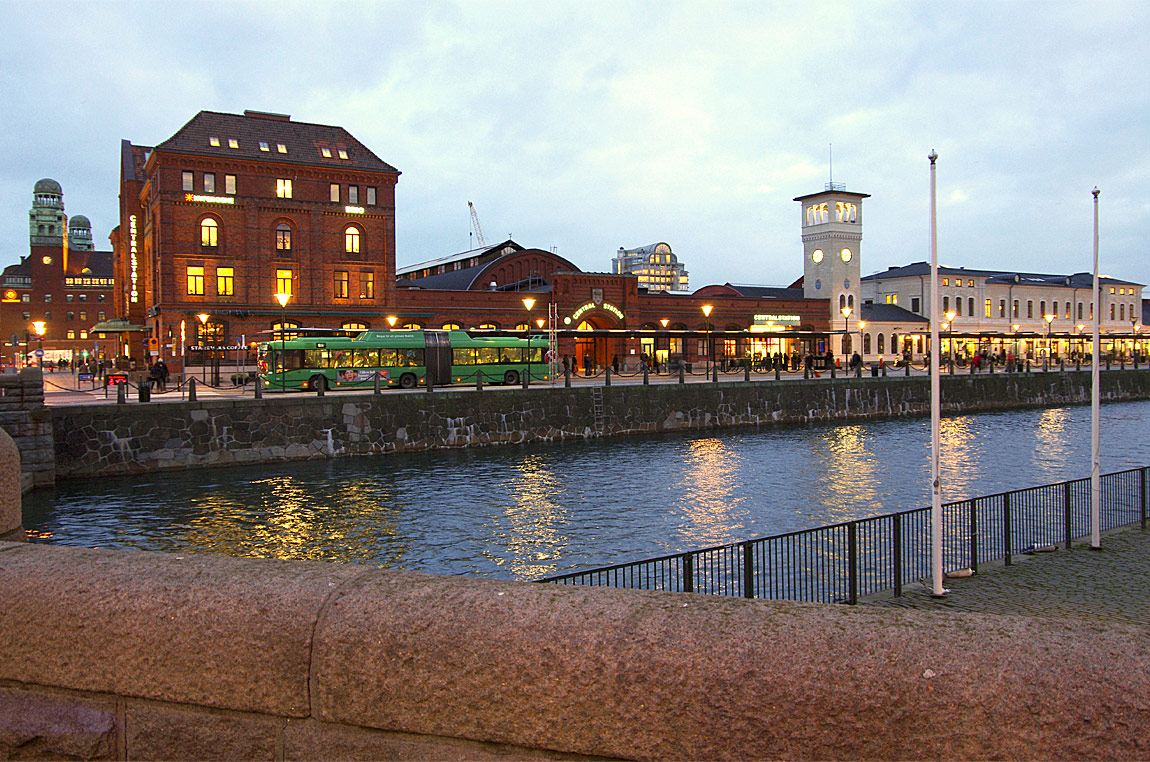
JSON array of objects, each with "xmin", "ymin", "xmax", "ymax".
[{"xmin": 2, "ymin": 0, "xmax": 1146, "ymax": 289}]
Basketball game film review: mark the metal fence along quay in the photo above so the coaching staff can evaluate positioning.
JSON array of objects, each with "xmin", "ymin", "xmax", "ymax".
[{"xmin": 540, "ymin": 468, "xmax": 1149, "ymax": 604}]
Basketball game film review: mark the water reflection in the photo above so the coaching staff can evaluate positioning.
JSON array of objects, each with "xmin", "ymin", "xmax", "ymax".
[
  {"xmin": 673, "ymin": 438, "xmax": 747, "ymax": 548},
  {"xmin": 22, "ymin": 400, "xmax": 1150, "ymax": 579}
]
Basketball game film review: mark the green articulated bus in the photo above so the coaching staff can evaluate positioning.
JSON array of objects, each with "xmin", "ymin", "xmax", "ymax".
[{"xmin": 257, "ymin": 330, "xmax": 551, "ymax": 392}]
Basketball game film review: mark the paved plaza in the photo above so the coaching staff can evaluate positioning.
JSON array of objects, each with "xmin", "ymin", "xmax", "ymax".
[{"xmin": 867, "ymin": 525, "xmax": 1150, "ymax": 626}]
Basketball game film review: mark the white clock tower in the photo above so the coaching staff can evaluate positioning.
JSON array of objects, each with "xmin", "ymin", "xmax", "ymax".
[{"xmin": 795, "ymin": 187, "xmax": 869, "ymax": 356}]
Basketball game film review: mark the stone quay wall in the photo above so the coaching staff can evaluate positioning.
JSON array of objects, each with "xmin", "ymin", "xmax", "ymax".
[
  {"xmin": 2, "ymin": 541, "xmax": 1148, "ymax": 761},
  {"xmin": 0, "ymin": 368, "xmax": 52, "ymax": 490},
  {"xmin": 50, "ymin": 370, "xmax": 1150, "ymax": 479}
]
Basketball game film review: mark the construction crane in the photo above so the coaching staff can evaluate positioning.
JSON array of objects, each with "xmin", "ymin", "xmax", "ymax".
[{"xmin": 468, "ymin": 201, "xmax": 487, "ymax": 248}]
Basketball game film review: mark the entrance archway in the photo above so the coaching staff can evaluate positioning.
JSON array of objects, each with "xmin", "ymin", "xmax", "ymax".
[{"xmin": 574, "ymin": 317, "xmax": 618, "ymax": 374}]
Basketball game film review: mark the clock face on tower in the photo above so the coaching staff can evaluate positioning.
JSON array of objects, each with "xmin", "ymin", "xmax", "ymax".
[
  {"xmin": 812, "ymin": 249, "xmax": 824, "ymax": 264},
  {"xmin": 840, "ymin": 248, "xmax": 853, "ymax": 263}
]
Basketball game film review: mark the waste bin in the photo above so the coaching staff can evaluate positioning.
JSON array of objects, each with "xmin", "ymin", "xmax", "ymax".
[
  {"xmin": 138, "ymin": 380, "xmax": 151, "ymax": 402},
  {"xmin": 871, "ymin": 365, "xmax": 879, "ymax": 377}
]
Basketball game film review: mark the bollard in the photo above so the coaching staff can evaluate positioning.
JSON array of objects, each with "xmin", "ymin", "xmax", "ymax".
[
  {"xmin": 374, "ymin": 371, "xmax": 381, "ymax": 394},
  {"xmin": 1120, "ymin": 356, "xmax": 1125, "ymax": 371},
  {"xmin": 605, "ymin": 367, "xmax": 611, "ymax": 387},
  {"xmin": 1106, "ymin": 357, "xmax": 1111, "ymax": 370},
  {"xmin": 744, "ymin": 365, "xmax": 750, "ymax": 383},
  {"xmin": 970, "ymin": 360, "xmax": 975, "ymax": 374},
  {"xmin": 830, "ymin": 364, "xmax": 835, "ymax": 379},
  {"xmin": 988, "ymin": 359, "xmax": 994, "ymax": 375},
  {"xmin": 564, "ymin": 365, "xmax": 571, "ymax": 388},
  {"xmin": 1076, "ymin": 358, "xmax": 1081, "ymax": 372},
  {"xmin": 905, "ymin": 362, "xmax": 910, "ymax": 377},
  {"xmin": 317, "ymin": 379, "xmax": 325, "ymax": 397},
  {"xmin": 855, "ymin": 364, "xmax": 862, "ymax": 378},
  {"xmin": 1025, "ymin": 360, "xmax": 1030, "ymax": 373},
  {"xmin": 678, "ymin": 364, "xmax": 685, "ymax": 384},
  {"xmin": 643, "ymin": 366, "xmax": 649, "ymax": 385},
  {"xmin": 881, "ymin": 365, "xmax": 887, "ymax": 377},
  {"xmin": 712, "ymin": 365, "xmax": 718, "ymax": 383},
  {"xmin": 948, "ymin": 360, "xmax": 954, "ymax": 375},
  {"xmin": 804, "ymin": 366, "xmax": 809, "ymax": 380},
  {"xmin": 774, "ymin": 365, "xmax": 780, "ymax": 381},
  {"xmin": 188, "ymin": 377, "xmax": 197, "ymax": 402},
  {"xmin": 117, "ymin": 382, "xmax": 127, "ymax": 404},
  {"xmin": 476, "ymin": 370, "xmax": 483, "ymax": 391},
  {"xmin": 1060, "ymin": 357, "xmax": 1065, "ymax": 373},
  {"xmin": 428, "ymin": 373, "xmax": 435, "ymax": 393},
  {"xmin": 138, "ymin": 381, "xmax": 151, "ymax": 403},
  {"xmin": 254, "ymin": 377, "xmax": 263, "ymax": 399}
]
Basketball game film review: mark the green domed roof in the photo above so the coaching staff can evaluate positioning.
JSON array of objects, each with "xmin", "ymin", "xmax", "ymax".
[
  {"xmin": 34, "ymin": 178, "xmax": 62, "ymax": 195},
  {"xmin": 69, "ymin": 214, "xmax": 91, "ymax": 228}
]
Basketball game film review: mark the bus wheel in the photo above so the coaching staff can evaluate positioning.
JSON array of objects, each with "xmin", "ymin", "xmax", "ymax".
[
  {"xmin": 399, "ymin": 373, "xmax": 417, "ymax": 389},
  {"xmin": 503, "ymin": 370, "xmax": 519, "ymax": 385},
  {"xmin": 310, "ymin": 375, "xmax": 327, "ymax": 393}
]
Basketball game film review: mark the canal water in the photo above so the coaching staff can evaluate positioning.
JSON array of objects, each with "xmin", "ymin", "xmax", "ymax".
[{"xmin": 22, "ymin": 400, "xmax": 1150, "ymax": 581}]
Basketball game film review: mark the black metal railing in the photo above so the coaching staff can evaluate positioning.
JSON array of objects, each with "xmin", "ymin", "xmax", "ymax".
[{"xmin": 540, "ymin": 467, "xmax": 1149, "ymax": 603}]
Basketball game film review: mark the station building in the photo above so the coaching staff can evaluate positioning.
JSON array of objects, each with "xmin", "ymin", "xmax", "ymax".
[{"xmin": 0, "ymin": 179, "xmax": 114, "ymax": 367}]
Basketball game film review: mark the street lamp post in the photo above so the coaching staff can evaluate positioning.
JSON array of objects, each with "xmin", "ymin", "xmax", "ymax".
[
  {"xmin": 857, "ymin": 320, "xmax": 867, "ymax": 369},
  {"xmin": 31, "ymin": 321, "xmax": 45, "ymax": 368},
  {"xmin": 944, "ymin": 310, "xmax": 956, "ymax": 373},
  {"xmin": 386, "ymin": 315, "xmax": 398, "ymax": 330},
  {"xmin": 660, "ymin": 318, "xmax": 669, "ymax": 373},
  {"xmin": 275, "ymin": 293, "xmax": 290, "ymax": 393},
  {"xmin": 840, "ymin": 305, "xmax": 852, "ymax": 364},
  {"xmin": 1044, "ymin": 313, "xmax": 1056, "ymax": 371},
  {"xmin": 522, "ymin": 297, "xmax": 536, "ymax": 384},
  {"xmin": 197, "ymin": 313, "xmax": 210, "ymax": 384},
  {"xmin": 701, "ymin": 304, "xmax": 713, "ymax": 378}
]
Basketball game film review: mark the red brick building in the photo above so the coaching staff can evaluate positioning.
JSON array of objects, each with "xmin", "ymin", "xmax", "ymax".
[
  {"xmin": 0, "ymin": 179, "xmax": 114, "ymax": 368},
  {"xmin": 115, "ymin": 109, "xmax": 832, "ymax": 375}
]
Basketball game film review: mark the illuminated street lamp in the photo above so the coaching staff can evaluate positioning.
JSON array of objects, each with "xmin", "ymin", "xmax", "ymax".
[
  {"xmin": 840, "ymin": 305, "xmax": 852, "ymax": 361},
  {"xmin": 31, "ymin": 321, "xmax": 45, "ymax": 368},
  {"xmin": 197, "ymin": 313, "xmax": 210, "ymax": 384},
  {"xmin": 523, "ymin": 297, "xmax": 536, "ymax": 384},
  {"xmin": 1044, "ymin": 313, "xmax": 1056, "ymax": 370},
  {"xmin": 275, "ymin": 293, "xmax": 290, "ymax": 392},
  {"xmin": 701, "ymin": 304, "xmax": 713, "ymax": 377},
  {"xmin": 857, "ymin": 320, "xmax": 867, "ymax": 363},
  {"xmin": 386, "ymin": 315, "xmax": 398, "ymax": 329},
  {"xmin": 944, "ymin": 310, "xmax": 957, "ymax": 372}
]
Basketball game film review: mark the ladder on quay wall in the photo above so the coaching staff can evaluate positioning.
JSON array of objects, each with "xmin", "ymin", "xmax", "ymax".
[{"xmin": 591, "ymin": 387, "xmax": 604, "ymax": 435}]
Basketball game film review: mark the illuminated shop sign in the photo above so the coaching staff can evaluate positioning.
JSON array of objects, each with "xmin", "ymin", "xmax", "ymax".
[
  {"xmin": 128, "ymin": 215, "xmax": 139, "ymax": 304},
  {"xmin": 750, "ymin": 313, "xmax": 801, "ymax": 333},
  {"xmin": 184, "ymin": 193, "xmax": 235, "ymax": 205},
  {"xmin": 569, "ymin": 302, "xmax": 625, "ymax": 322},
  {"xmin": 344, "ymin": 205, "xmax": 365, "ymax": 214},
  {"xmin": 2, "ymin": 289, "xmax": 19, "ymax": 303}
]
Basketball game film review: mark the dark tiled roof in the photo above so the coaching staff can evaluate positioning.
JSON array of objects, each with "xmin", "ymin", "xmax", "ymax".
[
  {"xmin": 724, "ymin": 284, "xmax": 805, "ymax": 299},
  {"xmin": 120, "ymin": 139, "xmax": 151, "ymax": 183},
  {"xmin": 863, "ymin": 261, "xmax": 1143, "ymax": 288},
  {"xmin": 67, "ymin": 250, "xmax": 113, "ymax": 278},
  {"xmin": 154, "ymin": 110, "xmax": 399, "ymax": 174},
  {"xmin": 397, "ymin": 240, "xmax": 523, "ymax": 277},
  {"xmin": 859, "ymin": 303, "xmax": 928, "ymax": 324}
]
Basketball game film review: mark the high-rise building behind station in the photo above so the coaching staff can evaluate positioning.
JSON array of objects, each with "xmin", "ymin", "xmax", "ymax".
[{"xmin": 611, "ymin": 243, "xmax": 689, "ymax": 292}]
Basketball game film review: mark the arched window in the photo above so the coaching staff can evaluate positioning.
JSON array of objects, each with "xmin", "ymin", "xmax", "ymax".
[
  {"xmin": 342, "ymin": 321, "xmax": 368, "ymax": 333},
  {"xmin": 848, "ymin": 294, "xmax": 854, "ymax": 309},
  {"xmin": 477, "ymin": 323, "xmax": 498, "ymax": 330},
  {"xmin": 344, "ymin": 226, "xmax": 361, "ymax": 254},
  {"xmin": 877, "ymin": 333, "xmax": 885, "ymax": 354},
  {"xmin": 201, "ymin": 218, "xmax": 218, "ymax": 247},
  {"xmin": 839, "ymin": 294, "xmax": 846, "ymax": 311},
  {"xmin": 275, "ymin": 223, "xmax": 292, "ymax": 252},
  {"xmin": 441, "ymin": 322, "xmax": 462, "ymax": 330},
  {"xmin": 891, "ymin": 333, "xmax": 899, "ymax": 354},
  {"xmin": 272, "ymin": 321, "xmax": 300, "ymax": 341},
  {"xmin": 863, "ymin": 333, "xmax": 872, "ymax": 354},
  {"xmin": 400, "ymin": 322, "xmax": 421, "ymax": 330}
]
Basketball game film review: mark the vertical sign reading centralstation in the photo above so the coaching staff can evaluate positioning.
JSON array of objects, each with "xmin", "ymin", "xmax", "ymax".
[{"xmin": 128, "ymin": 214, "xmax": 139, "ymax": 303}]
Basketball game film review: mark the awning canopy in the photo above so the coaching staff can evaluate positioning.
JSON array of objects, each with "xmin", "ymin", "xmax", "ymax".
[{"xmin": 90, "ymin": 319, "xmax": 148, "ymax": 333}]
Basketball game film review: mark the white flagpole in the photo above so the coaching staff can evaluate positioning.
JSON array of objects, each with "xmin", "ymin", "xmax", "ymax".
[
  {"xmin": 929, "ymin": 151, "xmax": 945, "ymax": 596},
  {"xmin": 1091, "ymin": 187, "xmax": 1101, "ymax": 549}
]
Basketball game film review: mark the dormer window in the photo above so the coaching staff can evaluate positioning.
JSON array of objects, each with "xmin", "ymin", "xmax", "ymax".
[
  {"xmin": 259, "ymin": 141, "xmax": 269, "ymax": 152},
  {"xmin": 338, "ymin": 149, "xmax": 349, "ymax": 159},
  {"xmin": 209, "ymin": 137, "xmax": 220, "ymax": 147},
  {"xmin": 321, "ymin": 147, "xmax": 332, "ymax": 157},
  {"xmin": 228, "ymin": 139, "xmax": 239, "ymax": 149},
  {"xmin": 277, "ymin": 143, "xmax": 287, "ymax": 153}
]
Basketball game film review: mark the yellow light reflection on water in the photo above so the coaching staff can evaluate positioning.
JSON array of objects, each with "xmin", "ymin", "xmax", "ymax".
[
  {"xmin": 1032, "ymin": 408, "xmax": 1072, "ymax": 480},
  {"xmin": 938, "ymin": 416, "xmax": 978, "ymax": 499},
  {"xmin": 483, "ymin": 453, "xmax": 567, "ymax": 580},
  {"xmin": 675, "ymin": 437, "xmax": 746, "ymax": 547},
  {"xmin": 805, "ymin": 425, "xmax": 881, "ymax": 519}
]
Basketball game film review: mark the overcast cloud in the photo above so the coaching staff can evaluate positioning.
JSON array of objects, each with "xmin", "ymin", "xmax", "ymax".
[{"xmin": 1, "ymin": 0, "xmax": 1146, "ymax": 288}]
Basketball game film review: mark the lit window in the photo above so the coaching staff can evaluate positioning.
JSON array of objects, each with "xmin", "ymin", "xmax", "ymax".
[
  {"xmin": 98, "ymin": 311, "xmax": 105, "ymax": 321},
  {"xmin": 1027, "ymin": 301, "xmax": 1034, "ymax": 319},
  {"xmin": 366, "ymin": 187, "xmax": 376, "ymax": 205},
  {"xmin": 67, "ymin": 330, "xmax": 75, "ymax": 339},
  {"xmin": 342, "ymin": 322, "xmax": 368, "ymax": 332},
  {"xmin": 79, "ymin": 331, "xmax": 87, "ymax": 339},
  {"xmin": 209, "ymin": 136, "xmax": 220, "ymax": 147},
  {"xmin": 348, "ymin": 186, "xmax": 358, "ymax": 204},
  {"xmin": 204, "ymin": 173, "xmax": 215, "ymax": 193},
  {"xmin": 1111, "ymin": 304, "xmax": 1116, "ymax": 320},
  {"xmin": 276, "ymin": 269, "xmax": 293, "ymax": 296},
  {"xmin": 66, "ymin": 294, "xmax": 74, "ymax": 302},
  {"xmin": 359, "ymin": 271, "xmax": 374, "ymax": 299},
  {"xmin": 259, "ymin": 141, "xmax": 269, "ymax": 152},
  {"xmin": 344, "ymin": 226, "xmax": 360, "ymax": 253},
  {"xmin": 968, "ymin": 279, "xmax": 974, "ymax": 287},
  {"xmin": 334, "ymin": 271, "xmax": 349, "ymax": 298},
  {"xmin": 67, "ymin": 311, "xmax": 74, "ymax": 321},
  {"xmin": 321, "ymin": 147, "xmax": 331, "ymax": 157},
  {"xmin": 943, "ymin": 296, "xmax": 949, "ymax": 313},
  {"xmin": 228, "ymin": 138, "xmax": 239, "ymax": 149},
  {"xmin": 276, "ymin": 179, "xmax": 292, "ymax": 198},
  {"xmin": 275, "ymin": 223, "xmax": 292, "ymax": 252},
  {"xmin": 338, "ymin": 149, "xmax": 348, "ymax": 159},
  {"xmin": 942, "ymin": 278, "xmax": 949, "ymax": 287},
  {"xmin": 441, "ymin": 322, "xmax": 461, "ymax": 330},
  {"xmin": 187, "ymin": 266, "xmax": 205, "ymax": 295},
  {"xmin": 225, "ymin": 175, "xmax": 236, "ymax": 194},
  {"xmin": 201, "ymin": 219, "xmax": 218, "ymax": 247},
  {"xmin": 182, "ymin": 171, "xmax": 194, "ymax": 192},
  {"xmin": 330, "ymin": 184, "xmax": 340, "ymax": 203},
  {"xmin": 277, "ymin": 143, "xmax": 287, "ymax": 153},
  {"xmin": 1110, "ymin": 287, "xmax": 1116, "ymax": 294},
  {"xmin": 217, "ymin": 267, "xmax": 234, "ymax": 296}
]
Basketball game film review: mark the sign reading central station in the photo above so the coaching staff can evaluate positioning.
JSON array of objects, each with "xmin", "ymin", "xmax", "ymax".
[
  {"xmin": 754, "ymin": 313, "xmax": 801, "ymax": 324},
  {"xmin": 184, "ymin": 193, "xmax": 235, "ymax": 205},
  {"xmin": 568, "ymin": 302, "xmax": 625, "ymax": 323}
]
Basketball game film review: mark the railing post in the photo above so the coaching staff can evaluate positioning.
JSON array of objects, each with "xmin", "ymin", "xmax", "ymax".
[
  {"xmin": 564, "ymin": 365, "xmax": 571, "ymax": 388},
  {"xmin": 679, "ymin": 364, "xmax": 685, "ymax": 384},
  {"xmin": 744, "ymin": 364, "xmax": 750, "ymax": 382},
  {"xmin": 643, "ymin": 366, "xmax": 649, "ymax": 385},
  {"xmin": 374, "ymin": 370, "xmax": 381, "ymax": 394},
  {"xmin": 683, "ymin": 553, "xmax": 693, "ymax": 594},
  {"xmin": 254, "ymin": 377, "xmax": 263, "ymax": 399},
  {"xmin": 775, "ymin": 365, "xmax": 780, "ymax": 381},
  {"xmin": 847, "ymin": 522, "xmax": 858, "ymax": 605},
  {"xmin": 712, "ymin": 365, "xmax": 718, "ymax": 383},
  {"xmin": 742, "ymin": 541, "xmax": 755, "ymax": 599},
  {"xmin": 1003, "ymin": 492, "xmax": 1012, "ymax": 566},
  {"xmin": 476, "ymin": 369, "xmax": 483, "ymax": 392},
  {"xmin": 1142, "ymin": 467, "xmax": 1147, "ymax": 531},
  {"xmin": 605, "ymin": 367, "xmax": 611, "ymax": 387},
  {"xmin": 1064, "ymin": 481, "xmax": 1073, "ymax": 550},
  {"xmin": 187, "ymin": 377, "xmax": 196, "ymax": 402},
  {"xmin": 892, "ymin": 512, "xmax": 903, "ymax": 597},
  {"xmin": 970, "ymin": 499, "xmax": 979, "ymax": 574},
  {"xmin": 905, "ymin": 362, "xmax": 910, "ymax": 377}
]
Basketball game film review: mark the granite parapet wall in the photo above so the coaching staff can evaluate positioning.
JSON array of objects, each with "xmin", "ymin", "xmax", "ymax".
[
  {"xmin": 1, "ymin": 541, "xmax": 1148, "ymax": 761},
  {"xmin": 50, "ymin": 371, "xmax": 1150, "ymax": 478}
]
